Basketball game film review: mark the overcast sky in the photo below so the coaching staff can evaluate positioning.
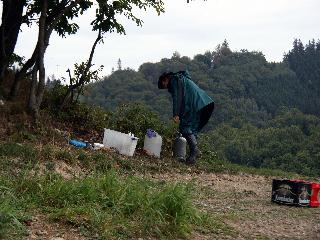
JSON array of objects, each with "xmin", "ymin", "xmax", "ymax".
[{"xmin": 5, "ymin": 0, "xmax": 320, "ymax": 79}]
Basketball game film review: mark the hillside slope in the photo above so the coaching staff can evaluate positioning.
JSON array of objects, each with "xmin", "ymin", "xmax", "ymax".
[{"xmin": 1, "ymin": 131, "xmax": 319, "ymax": 239}]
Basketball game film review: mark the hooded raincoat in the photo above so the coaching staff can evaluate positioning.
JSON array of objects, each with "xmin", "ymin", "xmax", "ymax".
[{"xmin": 167, "ymin": 71, "xmax": 214, "ymax": 136}]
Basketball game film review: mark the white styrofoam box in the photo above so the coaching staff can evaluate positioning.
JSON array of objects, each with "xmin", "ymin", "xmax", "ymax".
[{"xmin": 103, "ymin": 129, "xmax": 138, "ymax": 156}]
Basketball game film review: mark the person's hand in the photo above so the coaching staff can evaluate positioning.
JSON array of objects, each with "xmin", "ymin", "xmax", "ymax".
[{"xmin": 173, "ymin": 116, "xmax": 180, "ymax": 124}]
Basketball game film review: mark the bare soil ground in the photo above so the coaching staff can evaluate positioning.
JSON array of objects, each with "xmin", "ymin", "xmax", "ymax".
[
  {"xmin": 144, "ymin": 171, "xmax": 320, "ymax": 240},
  {"xmin": 26, "ymin": 215, "xmax": 87, "ymax": 240}
]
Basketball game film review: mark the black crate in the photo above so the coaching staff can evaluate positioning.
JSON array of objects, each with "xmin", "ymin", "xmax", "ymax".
[{"xmin": 271, "ymin": 179, "xmax": 312, "ymax": 207}]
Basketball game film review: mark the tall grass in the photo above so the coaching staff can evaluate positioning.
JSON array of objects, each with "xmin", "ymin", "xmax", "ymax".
[
  {"xmin": 0, "ymin": 183, "xmax": 29, "ymax": 239},
  {"xmin": 0, "ymin": 168, "xmax": 199, "ymax": 239}
]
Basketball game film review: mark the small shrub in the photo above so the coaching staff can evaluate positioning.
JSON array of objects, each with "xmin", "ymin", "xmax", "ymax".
[
  {"xmin": 110, "ymin": 104, "xmax": 177, "ymax": 156},
  {"xmin": 0, "ymin": 143, "xmax": 37, "ymax": 164},
  {"xmin": 41, "ymin": 80, "xmax": 68, "ymax": 110},
  {"xmin": 0, "ymin": 211, "xmax": 11, "ymax": 238},
  {"xmin": 43, "ymin": 81, "xmax": 111, "ymax": 132},
  {"xmin": 78, "ymin": 152, "xmax": 89, "ymax": 164},
  {"xmin": 45, "ymin": 161, "xmax": 56, "ymax": 171},
  {"xmin": 10, "ymin": 122, "xmax": 38, "ymax": 142},
  {"xmin": 60, "ymin": 103, "xmax": 110, "ymax": 131},
  {"xmin": 90, "ymin": 152, "xmax": 114, "ymax": 171},
  {"xmin": 145, "ymin": 183, "xmax": 197, "ymax": 237},
  {"xmin": 41, "ymin": 145, "xmax": 55, "ymax": 161},
  {"xmin": 19, "ymin": 132, "xmax": 37, "ymax": 142},
  {"xmin": 0, "ymin": 199, "xmax": 28, "ymax": 239},
  {"xmin": 55, "ymin": 149, "xmax": 74, "ymax": 163}
]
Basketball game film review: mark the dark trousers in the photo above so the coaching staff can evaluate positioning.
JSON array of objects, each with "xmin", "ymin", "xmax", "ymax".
[{"xmin": 197, "ymin": 102, "xmax": 215, "ymax": 133}]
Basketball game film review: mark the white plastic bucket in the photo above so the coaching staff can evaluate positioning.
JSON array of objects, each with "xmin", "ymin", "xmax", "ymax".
[
  {"xmin": 103, "ymin": 129, "xmax": 138, "ymax": 157},
  {"xmin": 143, "ymin": 129, "xmax": 162, "ymax": 158}
]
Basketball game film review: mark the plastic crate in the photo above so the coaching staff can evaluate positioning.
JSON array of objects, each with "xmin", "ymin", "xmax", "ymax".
[{"xmin": 271, "ymin": 179, "xmax": 320, "ymax": 207}]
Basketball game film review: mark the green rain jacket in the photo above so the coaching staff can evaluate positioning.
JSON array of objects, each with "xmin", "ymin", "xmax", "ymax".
[{"xmin": 168, "ymin": 71, "xmax": 214, "ymax": 135}]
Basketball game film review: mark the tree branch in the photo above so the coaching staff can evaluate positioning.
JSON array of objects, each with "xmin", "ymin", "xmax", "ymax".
[
  {"xmin": 11, "ymin": 0, "xmax": 82, "ymax": 98},
  {"xmin": 60, "ymin": 28, "xmax": 103, "ymax": 109}
]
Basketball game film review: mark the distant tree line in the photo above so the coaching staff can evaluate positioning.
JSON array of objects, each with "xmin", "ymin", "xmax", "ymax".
[
  {"xmin": 84, "ymin": 39, "xmax": 320, "ymax": 127},
  {"xmin": 207, "ymin": 108, "xmax": 320, "ymax": 176},
  {"xmin": 284, "ymin": 39, "xmax": 320, "ymax": 115}
]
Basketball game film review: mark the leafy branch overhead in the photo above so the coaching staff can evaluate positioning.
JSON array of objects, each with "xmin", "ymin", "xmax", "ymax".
[
  {"xmin": 23, "ymin": 0, "xmax": 165, "ymax": 37},
  {"xmin": 0, "ymin": 0, "xmax": 165, "ymax": 118},
  {"xmin": 74, "ymin": 62, "xmax": 104, "ymax": 84}
]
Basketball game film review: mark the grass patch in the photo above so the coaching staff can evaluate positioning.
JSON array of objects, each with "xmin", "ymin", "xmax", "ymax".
[
  {"xmin": 55, "ymin": 149, "xmax": 74, "ymax": 163},
  {"xmin": 0, "ymin": 142, "xmax": 36, "ymax": 162},
  {"xmin": 0, "ymin": 184, "xmax": 29, "ymax": 240},
  {"xmin": 0, "ymin": 142, "xmax": 39, "ymax": 173},
  {"xmin": 1, "ymin": 139, "xmax": 313, "ymax": 239},
  {"xmin": 194, "ymin": 213, "xmax": 236, "ymax": 237},
  {"xmin": 0, "ymin": 170, "xmax": 205, "ymax": 239}
]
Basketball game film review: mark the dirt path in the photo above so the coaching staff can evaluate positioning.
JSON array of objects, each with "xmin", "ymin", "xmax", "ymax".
[
  {"xmin": 143, "ymin": 171, "xmax": 320, "ymax": 240},
  {"xmin": 26, "ymin": 215, "xmax": 87, "ymax": 240}
]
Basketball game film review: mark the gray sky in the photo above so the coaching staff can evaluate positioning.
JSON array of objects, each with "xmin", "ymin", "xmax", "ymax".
[{"xmin": 5, "ymin": 0, "xmax": 320, "ymax": 79}]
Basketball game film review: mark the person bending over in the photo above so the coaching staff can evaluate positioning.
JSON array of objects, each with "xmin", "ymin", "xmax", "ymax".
[{"xmin": 158, "ymin": 70, "xmax": 214, "ymax": 165}]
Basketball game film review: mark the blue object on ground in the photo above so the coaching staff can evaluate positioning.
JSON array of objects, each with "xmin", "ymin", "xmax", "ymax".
[{"xmin": 69, "ymin": 139, "xmax": 87, "ymax": 148}]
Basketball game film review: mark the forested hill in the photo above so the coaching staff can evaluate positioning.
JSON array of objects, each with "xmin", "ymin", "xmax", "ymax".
[
  {"xmin": 83, "ymin": 39, "xmax": 320, "ymax": 129},
  {"xmin": 82, "ymin": 40, "xmax": 320, "ymax": 176}
]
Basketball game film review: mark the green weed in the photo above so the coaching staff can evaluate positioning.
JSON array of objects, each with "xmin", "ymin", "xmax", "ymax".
[
  {"xmin": 0, "ymin": 187, "xmax": 29, "ymax": 240},
  {"xmin": 0, "ymin": 142, "xmax": 37, "ymax": 169},
  {"xmin": 0, "ymin": 170, "xmax": 202, "ymax": 239},
  {"xmin": 41, "ymin": 145, "xmax": 55, "ymax": 161},
  {"xmin": 55, "ymin": 149, "xmax": 74, "ymax": 163}
]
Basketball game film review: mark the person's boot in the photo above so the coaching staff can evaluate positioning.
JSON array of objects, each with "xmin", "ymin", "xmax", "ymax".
[{"xmin": 185, "ymin": 134, "xmax": 201, "ymax": 165}]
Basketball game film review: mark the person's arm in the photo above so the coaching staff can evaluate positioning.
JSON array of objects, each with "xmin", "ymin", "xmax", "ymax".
[
  {"xmin": 173, "ymin": 115, "xmax": 180, "ymax": 123},
  {"xmin": 171, "ymin": 76, "xmax": 184, "ymax": 118}
]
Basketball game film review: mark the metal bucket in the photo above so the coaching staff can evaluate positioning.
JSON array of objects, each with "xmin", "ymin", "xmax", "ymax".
[{"xmin": 172, "ymin": 133, "xmax": 187, "ymax": 161}]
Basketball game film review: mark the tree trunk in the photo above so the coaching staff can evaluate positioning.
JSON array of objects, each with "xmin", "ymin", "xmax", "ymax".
[
  {"xmin": 9, "ymin": 43, "xmax": 39, "ymax": 99},
  {"xmin": 0, "ymin": 0, "xmax": 25, "ymax": 97},
  {"xmin": 10, "ymin": 0, "xmax": 82, "ymax": 100},
  {"xmin": 28, "ymin": 0, "xmax": 47, "ymax": 119},
  {"xmin": 28, "ymin": 67, "xmax": 38, "ymax": 117}
]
